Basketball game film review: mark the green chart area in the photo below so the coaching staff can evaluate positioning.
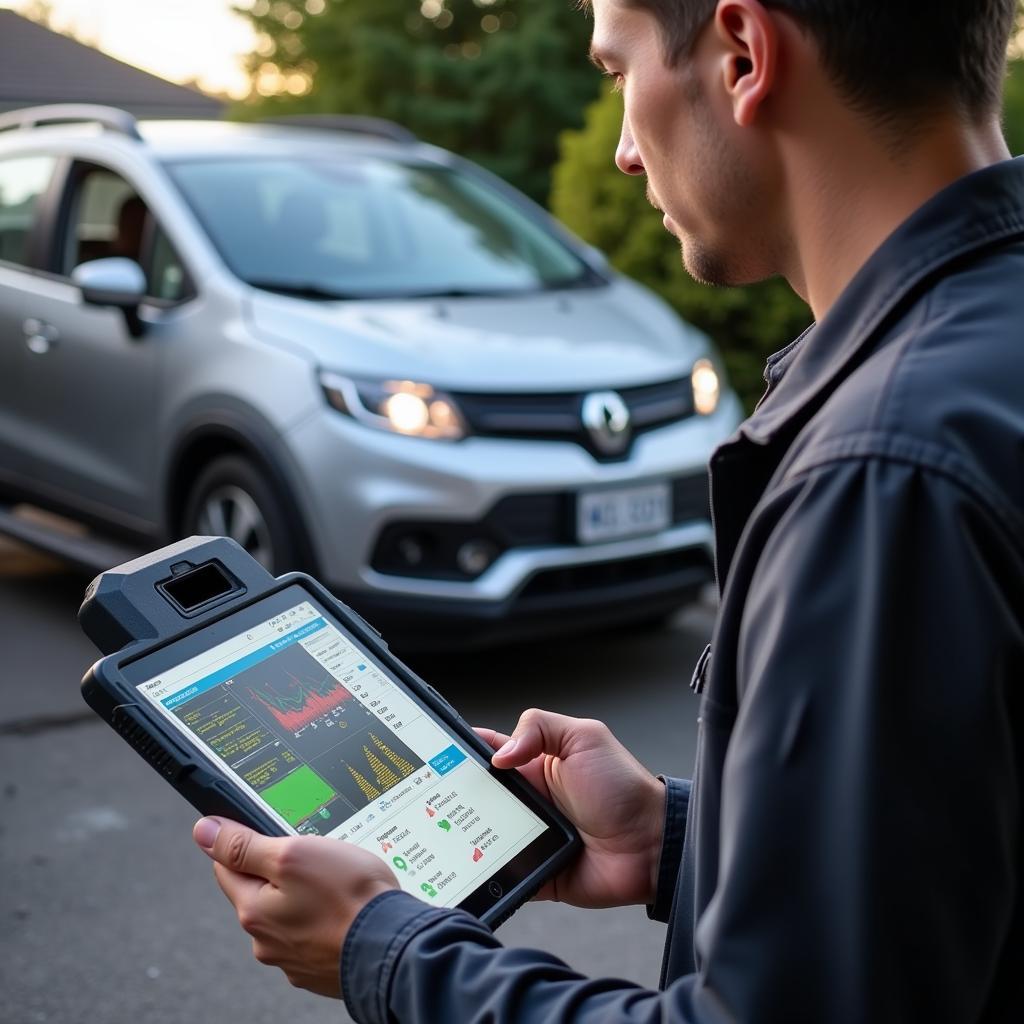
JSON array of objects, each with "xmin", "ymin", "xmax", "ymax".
[{"xmin": 261, "ymin": 764, "xmax": 337, "ymax": 826}]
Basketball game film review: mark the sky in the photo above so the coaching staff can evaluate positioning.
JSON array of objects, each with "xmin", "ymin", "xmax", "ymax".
[{"xmin": 0, "ymin": 0, "xmax": 258, "ymax": 98}]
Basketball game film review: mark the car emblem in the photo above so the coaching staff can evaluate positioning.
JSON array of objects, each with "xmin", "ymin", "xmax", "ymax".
[{"xmin": 581, "ymin": 391, "xmax": 631, "ymax": 454}]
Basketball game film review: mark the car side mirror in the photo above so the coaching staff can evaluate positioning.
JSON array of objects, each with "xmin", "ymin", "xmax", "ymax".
[{"xmin": 72, "ymin": 258, "xmax": 148, "ymax": 338}]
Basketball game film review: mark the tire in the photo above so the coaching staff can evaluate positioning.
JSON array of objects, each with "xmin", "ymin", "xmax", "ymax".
[{"xmin": 182, "ymin": 454, "xmax": 301, "ymax": 575}]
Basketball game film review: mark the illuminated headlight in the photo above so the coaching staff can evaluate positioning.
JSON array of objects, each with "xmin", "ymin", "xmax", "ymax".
[
  {"xmin": 690, "ymin": 359, "xmax": 721, "ymax": 416},
  {"xmin": 320, "ymin": 372, "xmax": 467, "ymax": 440}
]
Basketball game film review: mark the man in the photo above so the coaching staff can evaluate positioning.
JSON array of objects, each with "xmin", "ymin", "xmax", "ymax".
[{"xmin": 191, "ymin": 1, "xmax": 1024, "ymax": 1019}]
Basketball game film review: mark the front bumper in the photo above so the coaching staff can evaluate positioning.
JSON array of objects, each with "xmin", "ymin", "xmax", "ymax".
[{"xmin": 284, "ymin": 390, "xmax": 741, "ymax": 638}]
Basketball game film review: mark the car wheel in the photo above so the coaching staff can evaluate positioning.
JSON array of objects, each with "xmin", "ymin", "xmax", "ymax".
[{"xmin": 183, "ymin": 455, "xmax": 299, "ymax": 574}]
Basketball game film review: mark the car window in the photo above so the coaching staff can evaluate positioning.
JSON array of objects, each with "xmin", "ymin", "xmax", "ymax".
[
  {"xmin": 62, "ymin": 167, "xmax": 142, "ymax": 271},
  {"xmin": 149, "ymin": 224, "xmax": 190, "ymax": 302},
  {"xmin": 62, "ymin": 164, "xmax": 191, "ymax": 302},
  {"xmin": 0, "ymin": 154, "xmax": 57, "ymax": 267},
  {"xmin": 165, "ymin": 155, "xmax": 594, "ymax": 300}
]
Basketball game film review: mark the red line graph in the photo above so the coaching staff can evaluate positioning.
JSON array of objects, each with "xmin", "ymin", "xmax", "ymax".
[{"xmin": 248, "ymin": 671, "xmax": 353, "ymax": 732}]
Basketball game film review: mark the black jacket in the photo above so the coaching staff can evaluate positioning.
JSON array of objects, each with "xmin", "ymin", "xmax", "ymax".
[{"xmin": 341, "ymin": 158, "xmax": 1024, "ymax": 1023}]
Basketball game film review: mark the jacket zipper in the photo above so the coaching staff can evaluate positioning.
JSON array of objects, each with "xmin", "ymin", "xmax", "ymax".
[{"xmin": 690, "ymin": 643, "xmax": 712, "ymax": 695}]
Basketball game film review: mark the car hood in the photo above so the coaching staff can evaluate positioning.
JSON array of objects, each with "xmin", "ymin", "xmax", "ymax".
[{"xmin": 244, "ymin": 278, "xmax": 711, "ymax": 391}]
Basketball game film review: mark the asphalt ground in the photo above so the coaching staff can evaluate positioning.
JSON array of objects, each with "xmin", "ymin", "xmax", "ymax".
[{"xmin": 0, "ymin": 537, "xmax": 713, "ymax": 1024}]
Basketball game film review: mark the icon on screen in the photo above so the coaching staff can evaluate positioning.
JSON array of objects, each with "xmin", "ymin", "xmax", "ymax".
[
  {"xmin": 437, "ymin": 820, "xmax": 451, "ymax": 833},
  {"xmin": 472, "ymin": 847, "xmax": 483, "ymax": 863},
  {"xmin": 392, "ymin": 856, "xmax": 408, "ymax": 871}
]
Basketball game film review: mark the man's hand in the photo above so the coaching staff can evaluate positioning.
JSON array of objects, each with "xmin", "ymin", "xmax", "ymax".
[
  {"xmin": 192, "ymin": 817, "xmax": 398, "ymax": 998},
  {"xmin": 478, "ymin": 710, "xmax": 665, "ymax": 909}
]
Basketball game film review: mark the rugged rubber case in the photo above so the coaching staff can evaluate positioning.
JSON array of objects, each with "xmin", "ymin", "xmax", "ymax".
[{"xmin": 79, "ymin": 536, "xmax": 580, "ymax": 929}]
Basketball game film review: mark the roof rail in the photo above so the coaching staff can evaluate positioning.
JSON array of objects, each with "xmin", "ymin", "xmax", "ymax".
[
  {"xmin": 0, "ymin": 104, "xmax": 142, "ymax": 140},
  {"xmin": 263, "ymin": 114, "xmax": 417, "ymax": 144}
]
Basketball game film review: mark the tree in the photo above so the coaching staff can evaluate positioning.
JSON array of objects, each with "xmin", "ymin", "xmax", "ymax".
[
  {"xmin": 233, "ymin": 0, "xmax": 602, "ymax": 205},
  {"xmin": 551, "ymin": 87, "xmax": 812, "ymax": 411}
]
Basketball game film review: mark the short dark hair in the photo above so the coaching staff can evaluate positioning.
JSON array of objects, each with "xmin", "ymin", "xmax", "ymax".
[{"xmin": 621, "ymin": 0, "xmax": 1018, "ymax": 121}]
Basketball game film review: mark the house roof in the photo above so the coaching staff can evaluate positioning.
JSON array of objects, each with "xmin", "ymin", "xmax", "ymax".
[{"xmin": 0, "ymin": 10, "xmax": 224, "ymax": 118}]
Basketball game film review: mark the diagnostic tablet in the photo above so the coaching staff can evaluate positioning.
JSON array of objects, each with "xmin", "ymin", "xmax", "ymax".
[{"xmin": 80, "ymin": 537, "xmax": 579, "ymax": 928}]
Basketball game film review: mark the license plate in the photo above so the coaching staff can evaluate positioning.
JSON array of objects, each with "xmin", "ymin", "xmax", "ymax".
[{"xmin": 577, "ymin": 482, "xmax": 672, "ymax": 544}]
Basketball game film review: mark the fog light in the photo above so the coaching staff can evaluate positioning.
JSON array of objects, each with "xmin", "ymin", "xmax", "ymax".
[
  {"xmin": 397, "ymin": 536, "xmax": 425, "ymax": 567},
  {"xmin": 456, "ymin": 539, "xmax": 498, "ymax": 577}
]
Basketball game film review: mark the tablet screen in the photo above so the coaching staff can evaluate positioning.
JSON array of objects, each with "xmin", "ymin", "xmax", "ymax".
[{"xmin": 134, "ymin": 599, "xmax": 548, "ymax": 909}]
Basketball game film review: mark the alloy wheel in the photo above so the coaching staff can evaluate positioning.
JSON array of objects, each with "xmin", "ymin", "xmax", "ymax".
[{"xmin": 194, "ymin": 484, "xmax": 274, "ymax": 570}]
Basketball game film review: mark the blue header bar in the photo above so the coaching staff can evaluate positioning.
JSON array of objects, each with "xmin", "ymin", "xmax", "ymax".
[{"xmin": 162, "ymin": 617, "xmax": 328, "ymax": 710}]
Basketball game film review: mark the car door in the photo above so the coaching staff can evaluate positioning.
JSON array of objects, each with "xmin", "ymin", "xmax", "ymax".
[
  {"xmin": 15, "ymin": 159, "xmax": 194, "ymax": 529},
  {"xmin": 0, "ymin": 151, "xmax": 61, "ymax": 489}
]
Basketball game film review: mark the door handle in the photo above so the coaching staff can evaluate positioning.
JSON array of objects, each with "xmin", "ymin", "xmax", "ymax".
[{"xmin": 23, "ymin": 318, "xmax": 59, "ymax": 354}]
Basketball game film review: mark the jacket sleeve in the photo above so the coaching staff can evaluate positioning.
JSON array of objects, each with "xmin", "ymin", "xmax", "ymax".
[
  {"xmin": 341, "ymin": 456, "xmax": 1020, "ymax": 1024},
  {"xmin": 647, "ymin": 776, "xmax": 691, "ymax": 923}
]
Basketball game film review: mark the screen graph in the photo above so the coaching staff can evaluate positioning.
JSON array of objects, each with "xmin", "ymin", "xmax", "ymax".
[
  {"xmin": 224, "ymin": 642, "xmax": 424, "ymax": 811},
  {"xmin": 246, "ymin": 670, "xmax": 352, "ymax": 732},
  {"xmin": 341, "ymin": 731, "xmax": 419, "ymax": 803}
]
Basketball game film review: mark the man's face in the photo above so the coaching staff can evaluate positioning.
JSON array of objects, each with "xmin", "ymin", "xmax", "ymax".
[{"xmin": 590, "ymin": 0, "xmax": 778, "ymax": 286}]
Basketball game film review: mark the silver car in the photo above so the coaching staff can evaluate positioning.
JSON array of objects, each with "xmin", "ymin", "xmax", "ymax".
[{"xmin": 0, "ymin": 105, "xmax": 742, "ymax": 646}]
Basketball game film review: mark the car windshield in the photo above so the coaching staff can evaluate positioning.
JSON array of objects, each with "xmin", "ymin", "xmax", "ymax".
[{"xmin": 164, "ymin": 154, "xmax": 596, "ymax": 299}]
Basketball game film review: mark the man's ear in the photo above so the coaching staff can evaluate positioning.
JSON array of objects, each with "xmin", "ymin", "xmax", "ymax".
[{"xmin": 713, "ymin": 0, "xmax": 778, "ymax": 127}]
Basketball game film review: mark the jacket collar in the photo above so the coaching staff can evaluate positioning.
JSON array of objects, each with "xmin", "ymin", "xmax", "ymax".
[{"xmin": 739, "ymin": 157, "xmax": 1024, "ymax": 445}]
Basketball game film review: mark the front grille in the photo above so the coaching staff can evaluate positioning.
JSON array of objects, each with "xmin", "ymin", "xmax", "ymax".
[
  {"xmin": 452, "ymin": 377, "xmax": 695, "ymax": 460},
  {"xmin": 489, "ymin": 492, "xmax": 572, "ymax": 546}
]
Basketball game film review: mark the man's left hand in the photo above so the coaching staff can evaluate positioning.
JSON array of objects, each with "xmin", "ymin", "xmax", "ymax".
[{"xmin": 193, "ymin": 817, "xmax": 398, "ymax": 998}]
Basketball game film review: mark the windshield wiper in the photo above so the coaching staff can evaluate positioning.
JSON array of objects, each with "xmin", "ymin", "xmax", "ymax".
[
  {"xmin": 400, "ymin": 275, "xmax": 605, "ymax": 301},
  {"xmin": 246, "ymin": 280, "xmax": 361, "ymax": 301},
  {"xmin": 398, "ymin": 287, "xmax": 521, "ymax": 300}
]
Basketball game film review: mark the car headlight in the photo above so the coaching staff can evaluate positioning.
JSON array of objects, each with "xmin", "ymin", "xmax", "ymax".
[
  {"xmin": 320, "ymin": 372, "xmax": 467, "ymax": 440},
  {"xmin": 690, "ymin": 358, "xmax": 721, "ymax": 416}
]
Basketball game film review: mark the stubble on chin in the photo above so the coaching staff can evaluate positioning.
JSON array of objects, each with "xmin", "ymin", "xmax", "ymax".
[{"xmin": 679, "ymin": 235, "xmax": 733, "ymax": 287}]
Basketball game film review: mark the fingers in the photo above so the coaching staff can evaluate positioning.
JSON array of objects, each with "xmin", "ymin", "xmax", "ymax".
[
  {"xmin": 193, "ymin": 817, "xmax": 280, "ymax": 882},
  {"xmin": 212, "ymin": 860, "xmax": 265, "ymax": 910},
  {"xmin": 473, "ymin": 726, "xmax": 512, "ymax": 751},
  {"xmin": 490, "ymin": 708, "xmax": 578, "ymax": 768}
]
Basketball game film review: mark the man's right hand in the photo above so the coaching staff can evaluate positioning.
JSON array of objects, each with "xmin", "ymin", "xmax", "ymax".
[{"xmin": 476, "ymin": 710, "xmax": 666, "ymax": 909}]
